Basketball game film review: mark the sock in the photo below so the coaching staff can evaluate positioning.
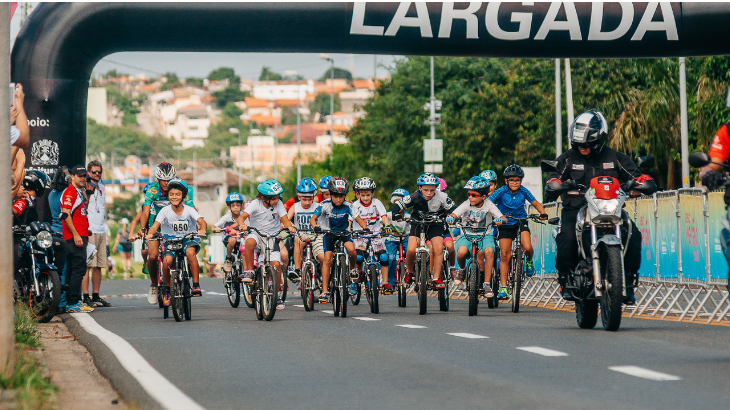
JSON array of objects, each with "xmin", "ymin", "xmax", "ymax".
[
  {"xmin": 194, "ymin": 282, "xmax": 199, "ymax": 287},
  {"xmin": 92, "ymin": 293, "xmax": 99, "ymax": 300},
  {"xmin": 83, "ymin": 293, "xmax": 89, "ymax": 299},
  {"xmin": 295, "ymin": 269, "xmax": 301, "ymax": 274}
]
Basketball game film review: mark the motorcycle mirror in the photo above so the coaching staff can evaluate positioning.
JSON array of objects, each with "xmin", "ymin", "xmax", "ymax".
[
  {"xmin": 548, "ymin": 217, "xmax": 560, "ymax": 225},
  {"xmin": 541, "ymin": 160, "xmax": 559, "ymax": 173},
  {"xmin": 636, "ymin": 155, "xmax": 655, "ymax": 169},
  {"xmin": 688, "ymin": 152, "xmax": 711, "ymax": 168}
]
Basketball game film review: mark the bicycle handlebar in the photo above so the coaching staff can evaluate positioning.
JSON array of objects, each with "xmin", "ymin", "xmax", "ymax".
[
  {"xmin": 503, "ymin": 213, "xmax": 546, "ymax": 225},
  {"xmin": 245, "ymin": 226, "xmax": 290, "ymax": 239}
]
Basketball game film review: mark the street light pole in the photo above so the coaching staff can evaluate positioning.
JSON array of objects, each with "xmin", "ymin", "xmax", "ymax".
[
  {"xmin": 229, "ymin": 127, "xmax": 241, "ymax": 191},
  {"xmin": 680, "ymin": 57, "xmax": 689, "ymax": 188},
  {"xmin": 555, "ymin": 58, "xmax": 562, "ymax": 157},
  {"xmin": 297, "ymin": 81, "xmax": 302, "ymax": 182},
  {"xmin": 320, "ymin": 54, "xmax": 335, "ymax": 162},
  {"xmin": 430, "ymin": 56, "xmax": 435, "ymax": 172}
]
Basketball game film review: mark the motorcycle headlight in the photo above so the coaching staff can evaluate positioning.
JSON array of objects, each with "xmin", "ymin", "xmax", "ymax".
[
  {"xmin": 36, "ymin": 231, "xmax": 53, "ymax": 249},
  {"xmin": 594, "ymin": 198, "xmax": 619, "ymax": 215}
]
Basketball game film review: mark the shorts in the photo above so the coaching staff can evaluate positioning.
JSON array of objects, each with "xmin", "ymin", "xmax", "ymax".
[
  {"xmin": 162, "ymin": 237, "xmax": 201, "ymax": 259},
  {"xmin": 87, "ymin": 233, "xmax": 108, "ymax": 268},
  {"xmin": 497, "ymin": 221, "xmax": 530, "ymax": 240},
  {"xmin": 298, "ymin": 232, "xmax": 324, "ymax": 256},
  {"xmin": 409, "ymin": 222, "xmax": 445, "ymax": 242},
  {"xmin": 444, "ymin": 228, "xmax": 453, "ymax": 243},
  {"xmin": 118, "ymin": 243, "xmax": 133, "ymax": 253},
  {"xmin": 223, "ymin": 234, "xmax": 241, "ymax": 246},
  {"xmin": 354, "ymin": 236, "xmax": 386, "ymax": 253},
  {"xmin": 455, "ymin": 233, "xmax": 495, "ymax": 256},
  {"xmin": 250, "ymin": 232, "xmax": 281, "ymax": 263},
  {"xmin": 323, "ymin": 232, "xmax": 352, "ymax": 253}
]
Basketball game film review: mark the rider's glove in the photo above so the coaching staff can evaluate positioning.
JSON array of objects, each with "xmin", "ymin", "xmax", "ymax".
[
  {"xmin": 392, "ymin": 213, "xmax": 403, "ymax": 222},
  {"xmin": 540, "ymin": 213, "xmax": 548, "ymax": 220},
  {"xmin": 383, "ymin": 225, "xmax": 392, "ymax": 234},
  {"xmin": 362, "ymin": 228, "xmax": 372, "ymax": 235},
  {"xmin": 702, "ymin": 171, "xmax": 725, "ymax": 190},
  {"xmin": 494, "ymin": 218, "xmax": 503, "ymax": 223},
  {"xmin": 313, "ymin": 226, "xmax": 322, "ymax": 234},
  {"xmin": 446, "ymin": 216, "xmax": 456, "ymax": 224}
]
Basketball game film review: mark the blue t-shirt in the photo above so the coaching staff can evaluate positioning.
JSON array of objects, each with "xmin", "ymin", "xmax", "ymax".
[
  {"xmin": 48, "ymin": 189, "xmax": 64, "ymax": 234},
  {"xmin": 488, "ymin": 185, "xmax": 536, "ymax": 226},
  {"xmin": 314, "ymin": 199, "xmax": 357, "ymax": 232}
]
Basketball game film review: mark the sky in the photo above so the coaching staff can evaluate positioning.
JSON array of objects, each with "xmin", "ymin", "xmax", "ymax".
[{"xmin": 11, "ymin": 3, "xmax": 402, "ymax": 81}]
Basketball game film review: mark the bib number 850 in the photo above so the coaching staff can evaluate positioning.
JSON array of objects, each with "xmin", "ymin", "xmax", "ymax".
[{"xmin": 172, "ymin": 221, "xmax": 189, "ymax": 233}]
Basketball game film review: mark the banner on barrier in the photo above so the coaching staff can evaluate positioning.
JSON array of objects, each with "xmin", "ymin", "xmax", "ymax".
[
  {"xmin": 655, "ymin": 195, "xmax": 679, "ymax": 279},
  {"xmin": 635, "ymin": 199, "xmax": 657, "ymax": 279},
  {"xmin": 679, "ymin": 194, "xmax": 706, "ymax": 281},
  {"xmin": 708, "ymin": 192, "xmax": 727, "ymax": 281}
]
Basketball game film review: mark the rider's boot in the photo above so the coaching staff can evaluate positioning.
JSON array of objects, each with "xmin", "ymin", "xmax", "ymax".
[
  {"xmin": 623, "ymin": 271, "xmax": 638, "ymax": 305},
  {"xmin": 558, "ymin": 271, "xmax": 572, "ymax": 300}
]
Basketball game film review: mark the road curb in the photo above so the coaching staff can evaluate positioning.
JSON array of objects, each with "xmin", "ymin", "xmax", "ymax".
[{"xmin": 61, "ymin": 313, "xmax": 160, "ymax": 410}]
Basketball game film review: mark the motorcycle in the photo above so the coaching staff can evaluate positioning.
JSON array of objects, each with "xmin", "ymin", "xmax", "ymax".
[
  {"xmin": 541, "ymin": 156, "xmax": 656, "ymax": 331},
  {"xmin": 13, "ymin": 221, "xmax": 61, "ymax": 323}
]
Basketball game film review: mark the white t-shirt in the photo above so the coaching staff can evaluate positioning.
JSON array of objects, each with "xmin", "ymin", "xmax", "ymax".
[
  {"xmin": 385, "ymin": 211, "xmax": 410, "ymax": 241},
  {"xmin": 156, "ymin": 204, "xmax": 202, "ymax": 237},
  {"xmin": 214, "ymin": 211, "xmax": 238, "ymax": 229},
  {"xmin": 87, "ymin": 182, "xmax": 107, "ymax": 234},
  {"xmin": 244, "ymin": 198, "xmax": 286, "ymax": 236},
  {"xmin": 452, "ymin": 199, "xmax": 503, "ymax": 235},
  {"xmin": 292, "ymin": 201, "xmax": 319, "ymax": 230},
  {"xmin": 351, "ymin": 198, "xmax": 387, "ymax": 231},
  {"xmin": 10, "ymin": 126, "xmax": 20, "ymax": 145}
]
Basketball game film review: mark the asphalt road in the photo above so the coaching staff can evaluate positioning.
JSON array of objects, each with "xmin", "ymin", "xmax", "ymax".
[{"xmin": 66, "ymin": 278, "xmax": 730, "ymax": 410}]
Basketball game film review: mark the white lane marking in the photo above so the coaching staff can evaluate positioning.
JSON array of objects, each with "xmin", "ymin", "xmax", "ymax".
[
  {"xmin": 73, "ymin": 314, "xmax": 206, "ymax": 410},
  {"xmin": 293, "ymin": 304, "xmax": 305, "ymax": 308},
  {"xmin": 321, "ymin": 310, "xmax": 334, "ymax": 314},
  {"xmin": 608, "ymin": 366, "xmax": 681, "ymax": 381},
  {"xmin": 353, "ymin": 317, "xmax": 381, "ymax": 321},
  {"xmin": 517, "ymin": 346, "xmax": 569, "ymax": 357},
  {"xmin": 447, "ymin": 332, "xmax": 489, "ymax": 339},
  {"xmin": 396, "ymin": 324, "xmax": 427, "ymax": 329},
  {"xmin": 205, "ymin": 291, "xmax": 225, "ymax": 296}
]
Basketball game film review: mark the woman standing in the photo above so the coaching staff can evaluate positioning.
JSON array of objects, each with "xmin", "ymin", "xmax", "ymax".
[{"xmin": 114, "ymin": 218, "xmax": 133, "ymax": 279}]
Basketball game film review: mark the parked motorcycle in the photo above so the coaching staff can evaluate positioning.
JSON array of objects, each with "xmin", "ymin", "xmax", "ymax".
[
  {"xmin": 541, "ymin": 156, "xmax": 656, "ymax": 331},
  {"xmin": 13, "ymin": 221, "xmax": 60, "ymax": 323}
]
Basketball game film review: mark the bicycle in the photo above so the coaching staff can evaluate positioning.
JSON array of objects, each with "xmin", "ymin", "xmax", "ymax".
[
  {"xmin": 296, "ymin": 230, "xmax": 322, "ymax": 311},
  {"xmin": 223, "ymin": 233, "xmax": 244, "ymax": 308},
  {"xmin": 388, "ymin": 227, "xmax": 409, "ymax": 308},
  {"xmin": 501, "ymin": 214, "xmax": 544, "ymax": 313},
  {"xmin": 487, "ymin": 237, "xmax": 500, "ymax": 309},
  {"xmin": 453, "ymin": 220, "xmax": 495, "ymax": 316},
  {"xmin": 404, "ymin": 215, "xmax": 448, "ymax": 315},
  {"xmin": 158, "ymin": 232, "xmax": 204, "ymax": 322},
  {"xmin": 356, "ymin": 231, "xmax": 384, "ymax": 314},
  {"xmin": 317, "ymin": 229, "xmax": 352, "ymax": 318},
  {"xmin": 245, "ymin": 227, "xmax": 289, "ymax": 321}
]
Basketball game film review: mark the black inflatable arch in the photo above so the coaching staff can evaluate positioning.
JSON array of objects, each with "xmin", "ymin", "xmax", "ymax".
[{"xmin": 11, "ymin": 2, "xmax": 730, "ymax": 170}]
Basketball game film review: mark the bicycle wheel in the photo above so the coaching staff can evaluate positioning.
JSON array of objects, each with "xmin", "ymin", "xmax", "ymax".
[
  {"xmin": 511, "ymin": 248, "xmax": 523, "ymax": 313},
  {"xmin": 487, "ymin": 264, "xmax": 499, "ymax": 309},
  {"xmin": 171, "ymin": 271, "xmax": 184, "ymax": 322},
  {"xmin": 351, "ymin": 282, "xmax": 362, "ymax": 305},
  {"xmin": 254, "ymin": 268, "xmax": 264, "ymax": 320},
  {"xmin": 243, "ymin": 283, "xmax": 254, "ymax": 308},
  {"xmin": 280, "ymin": 271, "xmax": 288, "ymax": 303},
  {"xmin": 438, "ymin": 263, "xmax": 449, "ymax": 312},
  {"xmin": 418, "ymin": 252, "xmax": 428, "ymax": 315},
  {"xmin": 183, "ymin": 275, "xmax": 192, "ymax": 321},
  {"xmin": 301, "ymin": 261, "xmax": 315, "ymax": 311},
  {"xmin": 397, "ymin": 260, "xmax": 407, "ymax": 308},
  {"xmin": 225, "ymin": 271, "xmax": 240, "ymax": 308},
  {"xmin": 339, "ymin": 255, "xmax": 349, "ymax": 318},
  {"xmin": 368, "ymin": 264, "xmax": 379, "ymax": 314},
  {"xmin": 262, "ymin": 265, "xmax": 277, "ymax": 321},
  {"xmin": 333, "ymin": 263, "xmax": 341, "ymax": 317},
  {"xmin": 29, "ymin": 270, "xmax": 60, "ymax": 323},
  {"xmin": 467, "ymin": 261, "xmax": 479, "ymax": 316}
]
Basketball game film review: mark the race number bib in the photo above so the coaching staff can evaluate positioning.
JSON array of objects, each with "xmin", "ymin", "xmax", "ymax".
[{"xmin": 171, "ymin": 220, "xmax": 190, "ymax": 233}]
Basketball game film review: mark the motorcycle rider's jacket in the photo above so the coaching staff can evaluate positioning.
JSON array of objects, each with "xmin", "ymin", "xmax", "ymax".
[
  {"xmin": 12, "ymin": 196, "xmax": 37, "ymax": 226},
  {"xmin": 708, "ymin": 123, "xmax": 730, "ymax": 164},
  {"xmin": 546, "ymin": 146, "xmax": 643, "ymax": 210}
]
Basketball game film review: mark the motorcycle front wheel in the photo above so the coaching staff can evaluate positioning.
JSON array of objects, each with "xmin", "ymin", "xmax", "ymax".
[{"xmin": 600, "ymin": 245, "xmax": 624, "ymax": 331}]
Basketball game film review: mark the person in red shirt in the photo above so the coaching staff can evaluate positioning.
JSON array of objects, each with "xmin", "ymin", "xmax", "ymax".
[
  {"xmin": 701, "ymin": 124, "xmax": 730, "ymax": 198},
  {"xmin": 61, "ymin": 165, "xmax": 93, "ymax": 312}
]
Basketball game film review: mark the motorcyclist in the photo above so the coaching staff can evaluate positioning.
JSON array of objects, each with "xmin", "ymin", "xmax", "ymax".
[
  {"xmin": 545, "ymin": 109, "xmax": 657, "ymax": 304},
  {"xmin": 699, "ymin": 121, "xmax": 730, "ymax": 270}
]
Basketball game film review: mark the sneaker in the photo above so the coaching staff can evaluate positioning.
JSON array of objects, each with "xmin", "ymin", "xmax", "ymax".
[
  {"xmin": 162, "ymin": 292, "xmax": 171, "ymax": 307},
  {"xmin": 349, "ymin": 282, "xmax": 358, "ymax": 296},
  {"xmin": 91, "ymin": 298, "xmax": 112, "ymax": 307},
  {"xmin": 240, "ymin": 270, "xmax": 255, "ymax": 284},
  {"xmin": 223, "ymin": 259, "xmax": 232, "ymax": 273},
  {"xmin": 318, "ymin": 292, "xmax": 330, "ymax": 304},
  {"xmin": 350, "ymin": 269, "xmax": 360, "ymax": 280},
  {"xmin": 142, "ymin": 266, "xmax": 149, "ymax": 275},
  {"xmin": 288, "ymin": 269, "xmax": 300, "ymax": 282},
  {"xmin": 191, "ymin": 285, "xmax": 202, "ymax": 297},
  {"xmin": 453, "ymin": 269, "xmax": 466, "ymax": 285},
  {"xmin": 433, "ymin": 278, "xmax": 445, "ymax": 289},
  {"xmin": 483, "ymin": 282, "xmax": 494, "ymax": 298},
  {"xmin": 82, "ymin": 296, "xmax": 91, "ymax": 306},
  {"xmin": 66, "ymin": 301, "xmax": 94, "ymax": 313},
  {"xmin": 381, "ymin": 283, "xmax": 393, "ymax": 294},
  {"xmin": 525, "ymin": 260, "xmax": 535, "ymax": 277},
  {"xmin": 497, "ymin": 286, "xmax": 510, "ymax": 300},
  {"xmin": 147, "ymin": 286, "xmax": 158, "ymax": 305},
  {"xmin": 624, "ymin": 287, "xmax": 636, "ymax": 305},
  {"xmin": 405, "ymin": 272, "xmax": 414, "ymax": 284}
]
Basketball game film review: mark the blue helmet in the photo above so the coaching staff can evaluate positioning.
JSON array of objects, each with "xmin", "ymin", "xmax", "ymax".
[
  {"xmin": 226, "ymin": 192, "xmax": 243, "ymax": 205},
  {"xmin": 464, "ymin": 176, "xmax": 489, "ymax": 194},
  {"xmin": 258, "ymin": 179, "xmax": 284, "ymax": 196},
  {"xmin": 479, "ymin": 170, "xmax": 497, "ymax": 182},
  {"xmin": 143, "ymin": 182, "xmax": 155, "ymax": 194},
  {"xmin": 296, "ymin": 178, "xmax": 317, "ymax": 196},
  {"xmin": 391, "ymin": 188, "xmax": 409, "ymax": 198},
  {"xmin": 416, "ymin": 173, "xmax": 439, "ymax": 187},
  {"xmin": 167, "ymin": 178, "xmax": 189, "ymax": 198},
  {"xmin": 318, "ymin": 176, "xmax": 332, "ymax": 190}
]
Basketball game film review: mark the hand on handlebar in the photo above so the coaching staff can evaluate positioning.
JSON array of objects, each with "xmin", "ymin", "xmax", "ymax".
[
  {"xmin": 539, "ymin": 213, "xmax": 548, "ymax": 221},
  {"xmin": 493, "ymin": 217, "xmax": 503, "ymax": 225},
  {"xmin": 702, "ymin": 170, "xmax": 726, "ymax": 190},
  {"xmin": 238, "ymin": 224, "xmax": 248, "ymax": 232},
  {"xmin": 197, "ymin": 229, "xmax": 207, "ymax": 236},
  {"xmin": 392, "ymin": 213, "xmax": 403, "ymax": 222},
  {"xmin": 313, "ymin": 226, "xmax": 322, "ymax": 234},
  {"xmin": 287, "ymin": 226, "xmax": 296, "ymax": 234},
  {"xmin": 212, "ymin": 226, "xmax": 221, "ymax": 233},
  {"xmin": 446, "ymin": 216, "xmax": 456, "ymax": 224}
]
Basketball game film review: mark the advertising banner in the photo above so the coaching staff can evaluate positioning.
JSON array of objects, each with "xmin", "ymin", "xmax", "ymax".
[
  {"xmin": 679, "ymin": 194, "xmax": 706, "ymax": 281},
  {"xmin": 656, "ymin": 194, "xmax": 679, "ymax": 280},
  {"xmin": 635, "ymin": 198, "xmax": 657, "ymax": 280},
  {"xmin": 707, "ymin": 192, "xmax": 728, "ymax": 282}
]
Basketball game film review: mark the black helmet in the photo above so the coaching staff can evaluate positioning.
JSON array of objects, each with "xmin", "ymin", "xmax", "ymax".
[
  {"xmin": 23, "ymin": 170, "xmax": 49, "ymax": 197},
  {"xmin": 50, "ymin": 166, "xmax": 70, "ymax": 191},
  {"xmin": 327, "ymin": 177, "xmax": 349, "ymax": 195},
  {"xmin": 503, "ymin": 164, "xmax": 524, "ymax": 179},
  {"xmin": 569, "ymin": 109, "xmax": 608, "ymax": 155}
]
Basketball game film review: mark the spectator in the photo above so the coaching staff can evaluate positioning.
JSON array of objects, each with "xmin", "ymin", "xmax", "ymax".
[
  {"xmin": 113, "ymin": 218, "xmax": 133, "ymax": 279},
  {"xmin": 82, "ymin": 160, "xmax": 111, "ymax": 307},
  {"xmin": 49, "ymin": 166, "xmax": 70, "ymax": 311},
  {"xmin": 11, "ymin": 84, "xmax": 29, "ymax": 200},
  {"xmin": 61, "ymin": 165, "xmax": 94, "ymax": 313}
]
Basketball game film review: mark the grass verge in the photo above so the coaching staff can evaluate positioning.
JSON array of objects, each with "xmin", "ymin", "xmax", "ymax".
[{"xmin": 0, "ymin": 305, "xmax": 58, "ymax": 410}]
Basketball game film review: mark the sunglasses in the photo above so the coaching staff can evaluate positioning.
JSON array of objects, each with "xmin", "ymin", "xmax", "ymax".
[
  {"xmin": 89, "ymin": 170, "xmax": 102, "ymax": 175},
  {"xmin": 467, "ymin": 192, "xmax": 483, "ymax": 198},
  {"xmin": 574, "ymin": 142, "xmax": 596, "ymax": 149},
  {"xmin": 507, "ymin": 178, "xmax": 522, "ymax": 183}
]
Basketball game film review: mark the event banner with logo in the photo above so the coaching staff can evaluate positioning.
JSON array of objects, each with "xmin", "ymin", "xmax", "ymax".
[
  {"xmin": 655, "ymin": 194, "xmax": 679, "ymax": 280},
  {"xmin": 707, "ymin": 192, "xmax": 728, "ymax": 282},
  {"xmin": 679, "ymin": 194, "xmax": 706, "ymax": 282},
  {"xmin": 634, "ymin": 198, "xmax": 657, "ymax": 280}
]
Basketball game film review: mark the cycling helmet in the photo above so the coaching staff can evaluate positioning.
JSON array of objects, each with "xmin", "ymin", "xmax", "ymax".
[
  {"xmin": 391, "ymin": 188, "xmax": 409, "ymax": 198},
  {"xmin": 327, "ymin": 177, "xmax": 349, "ymax": 195},
  {"xmin": 226, "ymin": 192, "xmax": 244, "ymax": 204},
  {"xmin": 569, "ymin": 109, "xmax": 608, "ymax": 155},
  {"xmin": 143, "ymin": 182, "xmax": 155, "ymax": 194},
  {"xmin": 503, "ymin": 164, "xmax": 525, "ymax": 179},
  {"xmin": 258, "ymin": 179, "xmax": 284, "ymax": 197},
  {"xmin": 50, "ymin": 166, "xmax": 70, "ymax": 191},
  {"xmin": 155, "ymin": 162, "xmax": 176, "ymax": 181},
  {"xmin": 167, "ymin": 178, "xmax": 189, "ymax": 198},
  {"xmin": 296, "ymin": 178, "xmax": 317, "ymax": 196},
  {"xmin": 23, "ymin": 170, "xmax": 49, "ymax": 197},
  {"xmin": 353, "ymin": 177, "xmax": 376, "ymax": 191},
  {"xmin": 438, "ymin": 178, "xmax": 447, "ymax": 191},
  {"xmin": 416, "ymin": 173, "xmax": 439, "ymax": 187},
  {"xmin": 318, "ymin": 175, "xmax": 332, "ymax": 190},
  {"xmin": 464, "ymin": 176, "xmax": 489, "ymax": 195},
  {"xmin": 479, "ymin": 170, "xmax": 497, "ymax": 182}
]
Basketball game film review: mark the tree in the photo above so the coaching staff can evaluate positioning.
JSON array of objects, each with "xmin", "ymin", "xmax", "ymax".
[
  {"xmin": 109, "ymin": 194, "xmax": 141, "ymax": 222},
  {"xmin": 87, "ymin": 119, "xmax": 175, "ymax": 162},
  {"xmin": 105, "ymin": 85, "xmax": 140, "ymax": 126},
  {"xmin": 160, "ymin": 72, "xmax": 182, "ymax": 91},
  {"xmin": 309, "ymin": 92, "xmax": 341, "ymax": 119},
  {"xmin": 318, "ymin": 67, "xmax": 352, "ymax": 83},
  {"xmin": 212, "ymin": 86, "xmax": 249, "ymax": 109},
  {"xmin": 185, "ymin": 77, "xmax": 204, "ymax": 87},
  {"xmin": 259, "ymin": 66, "xmax": 283, "ymax": 81},
  {"xmin": 222, "ymin": 102, "xmax": 243, "ymax": 119},
  {"xmin": 208, "ymin": 67, "xmax": 240, "ymax": 86}
]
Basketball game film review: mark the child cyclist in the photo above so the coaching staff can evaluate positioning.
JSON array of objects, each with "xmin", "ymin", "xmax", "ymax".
[
  {"xmin": 385, "ymin": 188, "xmax": 410, "ymax": 288},
  {"xmin": 212, "ymin": 192, "xmax": 244, "ymax": 274},
  {"xmin": 436, "ymin": 178, "xmax": 456, "ymax": 271},
  {"xmin": 310, "ymin": 177, "xmax": 369, "ymax": 304},
  {"xmin": 446, "ymin": 176, "xmax": 503, "ymax": 297},
  {"xmin": 236, "ymin": 180, "xmax": 296, "ymax": 311},
  {"xmin": 145, "ymin": 179, "xmax": 206, "ymax": 306},
  {"xmin": 391, "ymin": 173, "xmax": 457, "ymax": 289},
  {"xmin": 286, "ymin": 178, "xmax": 325, "ymax": 280},
  {"xmin": 488, "ymin": 165, "xmax": 548, "ymax": 299},
  {"xmin": 315, "ymin": 176, "xmax": 332, "ymax": 203},
  {"xmin": 351, "ymin": 178, "xmax": 391, "ymax": 293}
]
